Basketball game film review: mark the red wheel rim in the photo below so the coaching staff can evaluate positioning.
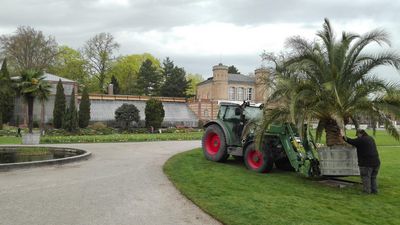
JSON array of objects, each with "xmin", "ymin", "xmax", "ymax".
[
  {"xmin": 205, "ymin": 132, "xmax": 220, "ymax": 155},
  {"xmin": 247, "ymin": 149, "xmax": 264, "ymax": 169}
]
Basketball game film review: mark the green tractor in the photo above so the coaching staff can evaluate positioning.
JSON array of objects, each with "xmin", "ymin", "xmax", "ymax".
[{"xmin": 202, "ymin": 101, "xmax": 336, "ymax": 177}]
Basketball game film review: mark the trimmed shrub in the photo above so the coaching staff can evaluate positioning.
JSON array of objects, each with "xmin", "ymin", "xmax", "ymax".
[
  {"xmin": 89, "ymin": 122, "xmax": 107, "ymax": 130},
  {"xmin": 53, "ymin": 79, "xmax": 66, "ymax": 128},
  {"xmin": 145, "ymin": 98, "xmax": 165, "ymax": 129},
  {"xmin": 115, "ymin": 103, "xmax": 140, "ymax": 130},
  {"xmin": 63, "ymin": 88, "xmax": 78, "ymax": 132},
  {"xmin": 78, "ymin": 87, "xmax": 91, "ymax": 128}
]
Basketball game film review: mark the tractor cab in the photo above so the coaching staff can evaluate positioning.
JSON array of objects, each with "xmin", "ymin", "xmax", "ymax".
[{"xmin": 217, "ymin": 102, "xmax": 263, "ymax": 146}]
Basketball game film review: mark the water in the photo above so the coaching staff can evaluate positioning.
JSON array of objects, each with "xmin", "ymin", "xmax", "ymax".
[{"xmin": 0, "ymin": 148, "xmax": 82, "ymax": 164}]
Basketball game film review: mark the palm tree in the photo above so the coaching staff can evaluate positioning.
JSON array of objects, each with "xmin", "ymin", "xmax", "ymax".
[
  {"xmin": 37, "ymin": 81, "xmax": 51, "ymax": 133},
  {"xmin": 262, "ymin": 19, "xmax": 400, "ymax": 146},
  {"xmin": 15, "ymin": 70, "xmax": 51, "ymax": 133}
]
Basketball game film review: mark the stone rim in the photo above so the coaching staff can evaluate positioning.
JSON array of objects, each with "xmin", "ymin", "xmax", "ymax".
[{"xmin": 0, "ymin": 146, "xmax": 91, "ymax": 171}]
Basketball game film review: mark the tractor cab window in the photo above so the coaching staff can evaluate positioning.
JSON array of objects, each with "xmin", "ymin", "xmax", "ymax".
[
  {"xmin": 223, "ymin": 106, "xmax": 241, "ymax": 121},
  {"xmin": 243, "ymin": 107, "xmax": 262, "ymax": 121}
]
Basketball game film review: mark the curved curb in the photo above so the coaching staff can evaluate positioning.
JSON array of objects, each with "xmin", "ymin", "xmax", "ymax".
[{"xmin": 0, "ymin": 146, "xmax": 91, "ymax": 171}]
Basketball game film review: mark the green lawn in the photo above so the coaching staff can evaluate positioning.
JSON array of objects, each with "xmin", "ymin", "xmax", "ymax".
[
  {"xmin": 321, "ymin": 129, "xmax": 400, "ymax": 146},
  {"xmin": 164, "ymin": 147, "xmax": 400, "ymax": 225},
  {"xmin": 0, "ymin": 132, "xmax": 202, "ymax": 144},
  {"xmin": 0, "ymin": 136, "xmax": 21, "ymax": 144}
]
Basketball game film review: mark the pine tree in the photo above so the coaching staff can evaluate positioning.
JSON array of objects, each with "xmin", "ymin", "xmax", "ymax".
[
  {"xmin": 160, "ymin": 57, "xmax": 189, "ymax": 97},
  {"xmin": 0, "ymin": 58, "xmax": 14, "ymax": 129},
  {"xmin": 136, "ymin": 59, "xmax": 162, "ymax": 96},
  {"xmin": 79, "ymin": 87, "xmax": 91, "ymax": 128},
  {"xmin": 110, "ymin": 75, "xmax": 120, "ymax": 94},
  {"xmin": 145, "ymin": 98, "xmax": 165, "ymax": 129},
  {"xmin": 228, "ymin": 65, "xmax": 240, "ymax": 74},
  {"xmin": 63, "ymin": 88, "xmax": 78, "ymax": 132},
  {"xmin": 53, "ymin": 79, "xmax": 66, "ymax": 128}
]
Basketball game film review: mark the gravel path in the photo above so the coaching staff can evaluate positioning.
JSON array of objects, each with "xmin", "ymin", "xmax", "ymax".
[{"xmin": 0, "ymin": 141, "xmax": 220, "ymax": 225}]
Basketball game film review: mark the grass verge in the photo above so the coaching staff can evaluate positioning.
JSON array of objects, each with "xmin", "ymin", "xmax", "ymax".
[
  {"xmin": 164, "ymin": 147, "xmax": 400, "ymax": 225},
  {"xmin": 40, "ymin": 132, "xmax": 202, "ymax": 144},
  {"xmin": 0, "ymin": 136, "xmax": 21, "ymax": 145},
  {"xmin": 0, "ymin": 132, "xmax": 202, "ymax": 144}
]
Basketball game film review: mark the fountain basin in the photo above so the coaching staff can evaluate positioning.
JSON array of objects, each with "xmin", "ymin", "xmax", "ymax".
[{"xmin": 0, "ymin": 146, "xmax": 91, "ymax": 171}]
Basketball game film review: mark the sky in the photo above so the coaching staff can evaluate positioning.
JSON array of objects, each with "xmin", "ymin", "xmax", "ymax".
[{"xmin": 1, "ymin": 0, "xmax": 400, "ymax": 81}]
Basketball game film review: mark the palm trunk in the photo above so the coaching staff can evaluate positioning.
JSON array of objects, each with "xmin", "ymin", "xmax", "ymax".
[
  {"xmin": 27, "ymin": 97, "xmax": 34, "ymax": 133},
  {"xmin": 325, "ymin": 118, "xmax": 345, "ymax": 146},
  {"xmin": 40, "ymin": 101, "xmax": 45, "ymax": 133}
]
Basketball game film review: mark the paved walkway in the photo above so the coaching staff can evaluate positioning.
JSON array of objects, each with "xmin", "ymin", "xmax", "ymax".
[{"xmin": 0, "ymin": 141, "xmax": 220, "ymax": 225}]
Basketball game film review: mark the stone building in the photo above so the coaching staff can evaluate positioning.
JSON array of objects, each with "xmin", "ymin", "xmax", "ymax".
[
  {"xmin": 13, "ymin": 73, "xmax": 78, "ymax": 126},
  {"xmin": 188, "ymin": 63, "xmax": 269, "ymax": 121},
  {"xmin": 13, "ymin": 73, "xmax": 198, "ymax": 127},
  {"xmin": 84, "ymin": 95, "xmax": 198, "ymax": 127}
]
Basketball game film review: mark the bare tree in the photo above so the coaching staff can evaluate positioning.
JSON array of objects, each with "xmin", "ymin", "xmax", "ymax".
[
  {"xmin": 0, "ymin": 26, "xmax": 58, "ymax": 73},
  {"xmin": 83, "ymin": 32, "xmax": 119, "ymax": 92}
]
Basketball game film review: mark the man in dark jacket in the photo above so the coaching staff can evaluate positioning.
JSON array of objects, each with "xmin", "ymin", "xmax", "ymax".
[{"xmin": 344, "ymin": 129, "xmax": 380, "ymax": 194}]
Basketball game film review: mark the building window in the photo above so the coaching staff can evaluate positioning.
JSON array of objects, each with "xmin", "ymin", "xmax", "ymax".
[
  {"xmin": 229, "ymin": 87, "xmax": 236, "ymax": 100},
  {"xmin": 237, "ymin": 87, "xmax": 244, "ymax": 101},
  {"xmin": 247, "ymin": 88, "xmax": 253, "ymax": 100}
]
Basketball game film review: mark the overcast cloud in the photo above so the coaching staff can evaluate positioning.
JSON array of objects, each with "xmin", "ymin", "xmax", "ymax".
[{"xmin": 1, "ymin": 0, "xmax": 399, "ymax": 81}]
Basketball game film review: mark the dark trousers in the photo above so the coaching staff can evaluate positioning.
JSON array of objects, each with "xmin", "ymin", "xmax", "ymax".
[{"xmin": 359, "ymin": 166, "xmax": 380, "ymax": 194}]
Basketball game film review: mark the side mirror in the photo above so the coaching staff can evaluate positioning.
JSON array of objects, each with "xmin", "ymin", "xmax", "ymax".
[{"xmin": 235, "ymin": 107, "xmax": 241, "ymax": 116}]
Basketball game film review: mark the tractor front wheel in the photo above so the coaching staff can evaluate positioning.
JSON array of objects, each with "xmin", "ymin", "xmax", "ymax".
[
  {"xmin": 244, "ymin": 142, "xmax": 273, "ymax": 173},
  {"xmin": 202, "ymin": 125, "xmax": 229, "ymax": 162}
]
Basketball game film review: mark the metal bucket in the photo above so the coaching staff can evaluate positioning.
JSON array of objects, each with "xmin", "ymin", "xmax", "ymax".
[{"xmin": 318, "ymin": 146, "xmax": 360, "ymax": 176}]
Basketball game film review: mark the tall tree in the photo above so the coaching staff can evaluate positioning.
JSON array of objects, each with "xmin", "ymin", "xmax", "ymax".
[
  {"xmin": 160, "ymin": 57, "xmax": 189, "ymax": 97},
  {"xmin": 136, "ymin": 59, "xmax": 162, "ymax": 96},
  {"xmin": 53, "ymin": 79, "xmax": 66, "ymax": 129},
  {"xmin": 228, "ymin": 65, "xmax": 240, "ymax": 74},
  {"xmin": 260, "ymin": 18, "xmax": 400, "ymax": 146},
  {"xmin": 63, "ymin": 88, "xmax": 78, "ymax": 132},
  {"xmin": 186, "ymin": 73, "xmax": 204, "ymax": 97},
  {"xmin": 83, "ymin": 32, "xmax": 119, "ymax": 92},
  {"xmin": 110, "ymin": 75, "xmax": 120, "ymax": 94},
  {"xmin": 78, "ymin": 87, "xmax": 91, "ymax": 128},
  {"xmin": 108, "ymin": 53, "xmax": 161, "ymax": 94},
  {"xmin": 48, "ymin": 46, "xmax": 89, "ymax": 86},
  {"xmin": 145, "ymin": 98, "xmax": 165, "ymax": 129},
  {"xmin": 0, "ymin": 26, "xmax": 58, "ymax": 73},
  {"xmin": 0, "ymin": 58, "xmax": 14, "ymax": 129},
  {"xmin": 15, "ymin": 70, "xmax": 51, "ymax": 133}
]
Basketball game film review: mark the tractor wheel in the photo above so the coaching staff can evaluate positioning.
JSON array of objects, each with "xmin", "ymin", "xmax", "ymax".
[
  {"xmin": 274, "ymin": 158, "xmax": 295, "ymax": 171},
  {"xmin": 244, "ymin": 142, "xmax": 273, "ymax": 173},
  {"xmin": 202, "ymin": 125, "xmax": 229, "ymax": 162}
]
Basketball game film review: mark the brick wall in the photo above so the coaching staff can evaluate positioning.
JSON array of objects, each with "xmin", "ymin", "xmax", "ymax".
[{"xmin": 188, "ymin": 99, "xmax": 219, "ymax": 121}]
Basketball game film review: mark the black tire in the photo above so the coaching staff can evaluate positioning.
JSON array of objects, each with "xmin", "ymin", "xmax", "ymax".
[
  {"xmin": 274, "ymin": 157, "xmax": 295, "ymax": 171},
  {"xmin": 202, "ymin": 125, "xmax": 229, "ymax": 162},
  {"xmin": 244, "ymin": 142, "xmax": 273, "ymax": 173}
]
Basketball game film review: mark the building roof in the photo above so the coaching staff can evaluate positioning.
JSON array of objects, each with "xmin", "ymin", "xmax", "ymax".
[
  {"xmin": 11, "ymin": 72, "xmax": 76, "ymax": 83},
  {"xmin": 197, "ymin": 73, "xmax": 255, "ymax": 86},
  {"xmin": 43, "ymin": 73, "xmax": 76, "ymax": 83},
  {"xmin": 197, "ymin": 77, "xmax": 214, "ymax": 86},
  {"xmin": 228, "ymin": 73, "xmax": 255, "ymax": 83}
]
